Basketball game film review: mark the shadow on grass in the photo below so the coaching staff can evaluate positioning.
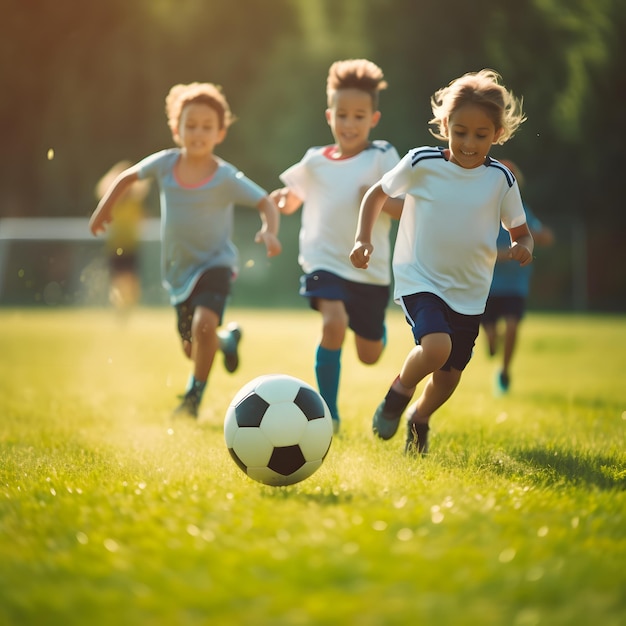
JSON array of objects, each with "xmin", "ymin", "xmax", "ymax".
[{"xmin": 511, "ymin": 446, "xmax": 625, "ymax": 491}]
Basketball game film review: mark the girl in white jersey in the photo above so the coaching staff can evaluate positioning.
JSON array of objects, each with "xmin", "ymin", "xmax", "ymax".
[
  {"xmin": 271, "ymin": 59, "xmax": 403, "ymax": 434},
  {"xmin": 90, "ymin": 83, "xmax": 281, "ymax": 419},
  {"xmin": 350, "ymin": 69, "xmax": 533, "ymax": 455}
]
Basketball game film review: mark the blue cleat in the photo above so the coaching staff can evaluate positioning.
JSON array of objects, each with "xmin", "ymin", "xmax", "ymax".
[
  {"xmin": 372, "ymin": 400, "xmax": 403, "ymax": 440},
  {"xmin": 220, "ymin": 322, "xmax": 242, "ymax": 374}
]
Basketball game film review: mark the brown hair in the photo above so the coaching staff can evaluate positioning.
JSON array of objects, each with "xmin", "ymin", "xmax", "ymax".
[
  {"xmin": 165, "ymin": 82, "xmax": 234, "ymax": 138},
  {"xmin": 326, "ymin": 59, "xmax": 388, "ymax": 110}
]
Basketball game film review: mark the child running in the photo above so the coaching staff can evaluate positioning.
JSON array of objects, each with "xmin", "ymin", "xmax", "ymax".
[
  {"xmin": 481, "ymin": 159, "xmax": 554, "ymax": 395},
  {"xmin": 271, "ymin": 59, "xmax": 402, "ymax": 433},
  {"xmin": 90, "ymin": 82, "xmax": 281, "ymax": 418},
  {"xmin": 350, "ymin": 69, "xmax": 533, "ymax": 455}
]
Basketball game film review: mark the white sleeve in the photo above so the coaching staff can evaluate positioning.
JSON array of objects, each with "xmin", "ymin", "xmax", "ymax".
[
  {"xmin": 501, "ymin": 181, "xmax": 527, "ymax": 229},
  {"xmin": 279, "ymin": 149, "xmax": 314, "ymax": 201},
  {"xmin": 380, "ymin": 151, "xmax": 413, "ymax": 197}
]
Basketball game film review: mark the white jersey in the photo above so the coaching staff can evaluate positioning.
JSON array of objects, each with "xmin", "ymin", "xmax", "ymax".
[
  {"xmin": 381, "ymin": 147, "xmax": 527, "ymax": 315},
  {"xmin": 280, "ymin": 140, "xmax": 400, "ymax": 285}
]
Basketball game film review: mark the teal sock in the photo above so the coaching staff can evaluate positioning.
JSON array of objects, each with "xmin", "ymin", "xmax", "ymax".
[{"xmin": 315, "ymin": 346, "xmax": 341, "ymax": 422}]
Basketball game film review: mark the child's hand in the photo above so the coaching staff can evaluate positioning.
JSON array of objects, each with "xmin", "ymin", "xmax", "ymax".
[
  {"xmin": 89, "ymin": 213, "xmax": 110, "ymax": 236},
  {"xmin": 270, "ymin": 188, "xmax": 289, "ymax": 213},
  {"xmin": 255, "ymin": 230, "xmax": 282, "ymax": 257},
  {"xmin": 510, "ymin": 242, "xmax": 533, "ymax": 267},
  {"xmin": 350, "ymin": 242, "xmax": 373, "ymax": 269}
]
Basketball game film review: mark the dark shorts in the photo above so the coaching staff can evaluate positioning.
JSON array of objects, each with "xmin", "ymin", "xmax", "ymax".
[
  {"xmin": 481, "ymin": 295, "xmax": 526, "ymax": 324},
  {"xmin": 109, "ymin": 251, "xmax": 138, "ymax": 274},
  {"xmin": 175, "ymin": 267, "xmax": 232, "ymax": 342},
  {"xmin": 400, "ymin": 292, "xmax": 481, "ymax": 371},
  {"xmin": 300, "ymin": 270, "xmax": 390, "ymax": 341}
]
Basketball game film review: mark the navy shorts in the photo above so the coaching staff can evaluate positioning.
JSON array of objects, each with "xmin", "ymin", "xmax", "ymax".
[
  {"xmin": 300, "ymin": 270, "xmax": 390, "ymax": 341},
  {"xmin": 175, "ymin": 267, "xmax": 232, "ymax": 342},
  {"xmin": 481, "ymin": 295, "xmax": 526, "ymax": 324},
  {"xmin": 400, "ymin": 292, "xmax": 481, "ymax": 371}
]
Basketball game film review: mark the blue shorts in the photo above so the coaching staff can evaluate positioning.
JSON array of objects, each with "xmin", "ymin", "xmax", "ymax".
[
  {"xmin": 300, "ymin": 270, "xmax": 390, "ymax": 341},
  {"xmin": 175, "ymin": 267, "xmax": 232, "ymax": 342},
  {"xmin": 481, "ymin": 295, "xmax": 526, "ymax": 324},
  {"xmin": 400, "ymin": 292, "xmax": 481, "ymax": 371}
]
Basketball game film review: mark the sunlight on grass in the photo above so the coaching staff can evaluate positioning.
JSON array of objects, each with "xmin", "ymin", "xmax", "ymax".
[{"xmin": 0, "ymin": 308, "xmax": 624, "ymax": 625}]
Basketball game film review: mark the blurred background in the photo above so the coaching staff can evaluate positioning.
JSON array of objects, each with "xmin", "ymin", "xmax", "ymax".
[{"xmin": 1, "ymin": 0, "xmax": 624, "ymax": 311}]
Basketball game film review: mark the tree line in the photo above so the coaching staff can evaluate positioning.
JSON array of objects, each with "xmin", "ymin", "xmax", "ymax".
[{"xmin": 2, "ymin": 0, "xmax": 624, "ymax": 309}]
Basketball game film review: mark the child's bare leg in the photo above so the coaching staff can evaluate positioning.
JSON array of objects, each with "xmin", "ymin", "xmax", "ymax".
[
  {"xmin": 355, "ymin": 335, "xmax": 384, "ymax": 365},
  {"xmin": 396, "ymin": 332, "xmax": 452, "ymax": 390},
  {"xmin": 190, "ymin": 306, "xmax": 219, "ymax": 382},
  {"xmin": 502, "ymin": 316, "xmax": 519, "ymax": 378},
  {"xmin": 373, "ymin": 332, "xmax": 451, "ymax": 440},
  {"xmin": 405, "ymin": 367, "xmax": 461, "ymax": 455},
  {"xmin": 317, "ymin": 299, "xmax": 347, "ymax": 350},
  {"xmin": 315, "ymin": 299, "xmax": 347, "ymax": 429},
  {"xmin": 413, "ymin": 367, "xmax": 462, "ymax": 422},
  {"xmin": 482, "ymin": 321, "xmax": 498, "ymax": 356}
]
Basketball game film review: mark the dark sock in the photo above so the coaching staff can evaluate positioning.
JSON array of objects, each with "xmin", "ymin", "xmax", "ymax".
[{"xmin": 383, "ymin": 387, "xmax": 412, "ymax": 414}]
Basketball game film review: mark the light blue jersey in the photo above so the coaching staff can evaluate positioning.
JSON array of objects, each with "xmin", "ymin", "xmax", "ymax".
[
  {"xmin": 489, "ymin": 204, "xmax": 542, "ymax": 298},
  {"xmin": 137, "ymin": 149, "xmax": 267, "ymax": 304}
]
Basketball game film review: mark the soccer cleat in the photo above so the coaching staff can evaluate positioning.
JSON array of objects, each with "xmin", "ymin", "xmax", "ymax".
[
  {"xmin": 220, "ymin": 322, "xmax": 242, "ymax": 374},
  {"xmin": 173, "ymin": 393, "xmax": 199, "ymax": 419},
  {"xmin": 372, "ymin": 385, "xmax": 413, "ymax": 440},
  {"xmin": 495, "ymin": 370, "xmax": 510, "ymax": 395},
  {"xmin": 372, "ymin": 400, "xmax": 403, "ymax": 440},
  {"xmin": 332, "ymin": 418, "xmax": 340, "ymax": 435},
  {"xmin": 404, "ymin": 419, "xmax": 430, "ymax": 456}
]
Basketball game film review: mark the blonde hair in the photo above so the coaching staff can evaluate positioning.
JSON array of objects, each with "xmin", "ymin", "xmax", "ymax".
[
  {"xmin": 429, "ymin": 69, "xmax": 526, "ymax": 145},
  {"xmin": 326, "ymin": 59, "xmax": 388, "ymax": 110},
  {"xmin": 165, "ymin": 82, "xmax": 234, "ymax": 138}
]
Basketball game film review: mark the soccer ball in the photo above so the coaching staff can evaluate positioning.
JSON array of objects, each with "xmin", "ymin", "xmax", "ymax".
[{"xmin": 224, "ymin": 374, "xmax": 333, "ymax": 486}]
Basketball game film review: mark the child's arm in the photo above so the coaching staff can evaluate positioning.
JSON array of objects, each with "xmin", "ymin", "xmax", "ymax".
[
  {"xmin": 508, "ymin": 223, "xmax": 534, "ymax": 267},
  {"xmin": 269, "ymin": 187, "xmax": 303, "ymax": 215},
  {"xmin": 254, "ymin": 196, "xmax": 282, "ymax": 257},
  {"xmin": 89, "ymin": 168, "xmax": 140, "ymax": 235},
  {"xmin": 381, "ymin": 197, "xmax": 404, "ymax": 220},
  {"xmin": 350, "ymin": 183, "xmax": 389, "ymax": 269},
  {"xmin": 359, "ymin": 184, "xmax": 403, "ymax": 220}
]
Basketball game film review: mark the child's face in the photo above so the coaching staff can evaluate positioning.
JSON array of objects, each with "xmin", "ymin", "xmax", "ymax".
[
  {"xmin": 444, "ymin": 103, "xmax": 503, "ymax": 169},
  {"xmin": 175, "ymin": 103, "xmax": 226, "ymax": 157},
  {"xmin": 325, "ymin": 88, "xmax": 381, "ymax": 158}
]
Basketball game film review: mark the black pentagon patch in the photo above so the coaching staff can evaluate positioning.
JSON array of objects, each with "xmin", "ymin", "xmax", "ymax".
[
  {"xmin": 228, "ymin": 448, "xmax": 248, "ymax": 474},
  {"xmin": 235, "ymin": 393, "xmax": 269, "ymax": 427},
  {"xmin": 294, "ymin": 387, "xmax": 325, "ymax": 421},
  {"xmin": 268, "ymin": 445, "xmax": 306, "ymax": 476}
]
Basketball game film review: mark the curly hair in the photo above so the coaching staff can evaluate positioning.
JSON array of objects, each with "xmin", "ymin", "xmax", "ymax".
[
  {"xmin": 429, "ymin": 69, "xmax": 526, "ymax": 145},
  {"xmin": 165, "ymin": 82, "xmax": 234, "ymax": 138},
  {"xmin": 326, "ymin": 59, "xmax": 388, "ymax": 110}
]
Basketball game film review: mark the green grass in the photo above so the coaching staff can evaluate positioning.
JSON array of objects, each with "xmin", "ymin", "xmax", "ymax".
[{"xmin": 1, "ymin": 307, "xmax": 624, "ymax": 626}]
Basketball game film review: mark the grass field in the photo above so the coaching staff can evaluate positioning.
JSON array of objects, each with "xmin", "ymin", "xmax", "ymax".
[{"xmin": 1, "ymin": 307, "xmax": 624, "ymax": 626}]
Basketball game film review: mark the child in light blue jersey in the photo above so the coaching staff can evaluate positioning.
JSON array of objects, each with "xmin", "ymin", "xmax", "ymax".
[
  {"xmin": 271, "ymin": 59, "xmax": 402, "ymax": 434},
  {"xmin": 90, "ymin": 82, "xmax": 281, "ymax": 418}
]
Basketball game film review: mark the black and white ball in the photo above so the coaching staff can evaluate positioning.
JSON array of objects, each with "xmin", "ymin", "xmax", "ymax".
[{"xmin": 224, "ymin": 374, "xmax": 333, "ymax": 486}]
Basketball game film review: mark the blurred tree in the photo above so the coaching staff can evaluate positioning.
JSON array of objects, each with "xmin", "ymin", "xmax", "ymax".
[{"xmin": 1, "ymin": 0, "xmax": 624, "ymax": 308}]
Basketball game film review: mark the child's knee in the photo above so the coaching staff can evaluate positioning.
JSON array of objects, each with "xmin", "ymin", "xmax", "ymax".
[{"xmin": 421, "ymin": 333, "xmax": 452, "ymax": 369}]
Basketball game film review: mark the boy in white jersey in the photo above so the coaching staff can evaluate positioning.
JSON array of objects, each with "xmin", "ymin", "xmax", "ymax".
[
  {"xmin": 90, "ymin": 82, "xmax": 281, "ymax": 418},
  {"xmin": 351, "ymin": 69, "xmax": 533, "ymax": 455},
  {"xmin": 271, "ymin": 59, "xmax": 402, "ymax": 433}
]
